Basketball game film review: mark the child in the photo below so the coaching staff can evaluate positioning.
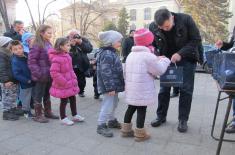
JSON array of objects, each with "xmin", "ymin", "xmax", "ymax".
[
  {"xmin": 11, "ymin": 40, "xmax": 35, "ymax": 117},
  {"xmin": 28, "ymin": 25, "xmax": 59, "ymax": 123},
  {"xmin": 0, "ymin": 36, "xmax": 23, "ymax": 121},
  {"xmin": 121, "ymin": 28, "xmax": 170, "ymax": 142},
  {"xmin": 96, "ymin": 30, "xmax": 125, "ymax": 137},
  {"xmin": 49, "ymin": 37, "xmax": 84, "ymax": 125},
  {"xmin": 22, "ymin": 32, "xmax": 34, "ymax": 53},
  {"xmin": 22, "ymin": 32, "xmax": 35, "ymax": 110}
]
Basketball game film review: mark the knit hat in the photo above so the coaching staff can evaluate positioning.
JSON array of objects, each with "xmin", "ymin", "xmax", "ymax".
[
  {"xmin": 134, "ymin": 28, "xmax": 154, "ymax": 46},
  {"xmin": 0, "ymin": 36, "xmax": 12, "ymax": 47},
  {"xmin": 98, "ymin": 30, "xmax": 123, "ymax": 47}
]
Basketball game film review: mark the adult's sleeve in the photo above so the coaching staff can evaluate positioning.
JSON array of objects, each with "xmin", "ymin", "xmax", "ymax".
[{"xmin": 177, "ymin": 15, "xmax": 202, "ymax": 59}]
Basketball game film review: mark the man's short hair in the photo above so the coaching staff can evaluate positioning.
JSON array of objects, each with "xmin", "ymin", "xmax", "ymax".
[
  {"xmin": 13, "ymin": 20, "xmax": 24, "ymax": 26},
  {"xmin": 154, "ymin": 8, "xmax": 172, "ymax": 26}
]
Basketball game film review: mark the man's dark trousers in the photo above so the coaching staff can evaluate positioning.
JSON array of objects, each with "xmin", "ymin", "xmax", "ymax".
[{"xmin": 157, "ymin": 60, "xmax": 196, "ymax": 121}]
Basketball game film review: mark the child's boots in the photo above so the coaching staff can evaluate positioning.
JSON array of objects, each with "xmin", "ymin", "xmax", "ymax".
[
  {"xmin": 134, "ymin": 128, "xmax": 150, "ymax": 142},
  {"xmin": 121, "ymin": 123, "xmax": 134, "ymax": 137}
]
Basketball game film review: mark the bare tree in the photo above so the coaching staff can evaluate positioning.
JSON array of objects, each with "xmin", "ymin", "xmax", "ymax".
[
  {"xmin": 25, "ymin": 0, "xmax": 37, "ymax": 31},
  {"xmin": 69, "ymin": 0, "xmax": 106, "ymax": 36},
  {"xmin": 42, "ymin": 0, "xmax": 57, "ymax": 24},
  {"xmin": 0, "ymin": 0, "xmax": 10, "ymax": 31},
  {"xmin": 24, "ymin": 0, "xmax": 57, "ymax": 31}
]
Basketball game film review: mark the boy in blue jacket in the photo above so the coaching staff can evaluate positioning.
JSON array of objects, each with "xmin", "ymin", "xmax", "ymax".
[{"xmin": 11, "ymin": 40, "xmax": 35, "ymax": 117}]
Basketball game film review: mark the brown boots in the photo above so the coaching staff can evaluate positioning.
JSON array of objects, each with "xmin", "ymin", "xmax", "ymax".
[
  {"xmin": 121, "ymin": 123, "xmax": 134, "ymax": 137},
  {"xmin": 34, "ymin": 103, "xmax": 48, "ymax": 123},
  {"xmin": 43, "ymin": 101, "xmax": 59, "ymax": 119},
  {"xmin": 121, "ymin": 123, "xmax": 150, "ymax": 142},
  {"xmin": 134, "ymin": 128, "xmax": 150, "ymax": 142}
]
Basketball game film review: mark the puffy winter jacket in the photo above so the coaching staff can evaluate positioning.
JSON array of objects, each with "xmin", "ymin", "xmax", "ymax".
[
  {"xmin": 96, "ymin": 47, "xmax": 125, "ymax": 94},
  {"xmin": 49, "ymin": 49, "xmax": 79, "ymax": 98},
  {"xmin": 125, "ymin": 46, "xmax": 170, "ymax": 106}
]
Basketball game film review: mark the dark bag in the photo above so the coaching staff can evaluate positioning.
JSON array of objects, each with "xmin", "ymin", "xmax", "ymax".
[
  {"xmin": 215, "ymin": 53, "xmax": 235, "ymax": 89},
  {"xmin": 212, "ymin": 53, "xmax": 222, "ymax": 80},
  {"xmin": 205, "ymin": 49, "xmax": 221, "ymax": 68},
  {"xmin": 160, "ymin": 64, "xmax": 183, "ymax": 87}
]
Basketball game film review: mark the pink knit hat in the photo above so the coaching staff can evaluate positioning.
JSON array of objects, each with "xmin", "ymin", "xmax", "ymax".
[{"xmin": 134, "ymin": 28, "xmax": 154, "ymax": 46}]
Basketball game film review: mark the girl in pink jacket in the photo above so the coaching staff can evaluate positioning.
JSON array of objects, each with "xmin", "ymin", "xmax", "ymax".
[
  {"xmin": 121, "ymin": 28, "xmax": 170, "ymax": 141},
  {"xmin": 49, "ymin": 37, "xmax": 84, "ymax": 126}
]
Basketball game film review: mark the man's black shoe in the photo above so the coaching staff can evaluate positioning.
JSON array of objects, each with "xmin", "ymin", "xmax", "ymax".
[
  {"xmin": 178, "ymin": 120, "xmax": 188, "ymax": 133},
  {"xmin": 151, "ymin": 118, "xmax": 166, "ymax": 127}
]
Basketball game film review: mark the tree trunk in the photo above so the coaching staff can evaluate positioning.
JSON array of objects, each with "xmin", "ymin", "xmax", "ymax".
[{"xmin": 0, "ymin": 0, "xmax": 10, "ymax": 31}]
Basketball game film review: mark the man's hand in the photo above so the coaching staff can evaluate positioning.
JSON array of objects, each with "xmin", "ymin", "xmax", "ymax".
[
  {"xmin": 18, "ymin": 29, "xmax": 25, "ymax": 35},
  {"xmin": 75, "ymin": 38, "xmax": 83, "ymax": 45},
  {"xmin": 215, "ymin": 40, "xmax": 223, "ymax": 49},
  {"xmin": 108, "ymin": 91, "xmax": 115, "ymax": 96},
  {"xmin": 171, "ymin": 53, "xmax": 182, "ymax": 63}
]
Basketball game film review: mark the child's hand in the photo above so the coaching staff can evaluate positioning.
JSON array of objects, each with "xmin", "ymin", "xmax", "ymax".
[
  {"xmin": 158, "ymin": 56, "xmax": 166, "ymax": 59},
  {"xmin": 4, "ymin": 82, "xmax": 13, "ymax": 88},
  {"xmin": 171, "ymin": 53, "xmax": 182, "ymax": 63},
  {"xmin": 108, "ymin": 91, "xmax": 115, "ymax": 96},
  {"xmin": 90, "ymin": 60, "xmax": 96, "ymax": 65}
]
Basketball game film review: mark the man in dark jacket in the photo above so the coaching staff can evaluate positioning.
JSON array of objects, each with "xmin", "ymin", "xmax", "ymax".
[
  {"xmin": 150, "ymin": 8, "xmax": 202, "ymax": 133},
  {"xmin": 69, "ymin": 31, "xmax": 93, "ymax": 97},
  {"xmin": 122, "ymin": 30, "xmax": 135, "ymax": 63},
  {"xmin": 216, "ymin": 26, "xmax": 235, "ymax": 133},
  {"xmin": 4, "ymin": 20, "xmax": 24, "ymax": 41}
]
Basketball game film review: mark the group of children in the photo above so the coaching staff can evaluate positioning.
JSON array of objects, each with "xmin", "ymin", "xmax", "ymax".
[
  {"xmin": 0, "ymin": 24, "xmax": 171, "ymax": 142},
  {"xmin": 95, "ymin": 28, "xmax": 170, "ymax": 141}
]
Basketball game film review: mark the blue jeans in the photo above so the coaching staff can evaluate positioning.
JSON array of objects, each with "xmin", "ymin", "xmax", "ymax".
[
  {"xmin": 157, "ymin": 60, "xmax": 196, "ymax": 121},
  {"xmin": 19, "ymin": 87, "xmax": 32, "ymax": 112},
  {"xmin": 98, "ymin": 93, "xmax": 118, "ymax": 125}
]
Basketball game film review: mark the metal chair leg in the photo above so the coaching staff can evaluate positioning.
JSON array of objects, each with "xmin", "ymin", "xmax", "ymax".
[
  {"xmin": 216, "ymin": 96, "xmax": 233, "ymax": 155},
  {"xmin": 211, "ymin": 91, "xmax": 221, "ymax": 140}
]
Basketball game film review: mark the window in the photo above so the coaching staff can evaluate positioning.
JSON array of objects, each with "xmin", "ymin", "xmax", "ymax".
[
  {"xmin": 144, "ymin": 8, "xmax": 151, "ymax": 20},
  {"xmin": 130, "ymin": 9, "xmax": 137, "ymax": 21},
  {"xmin": 130, "ymin": 23, "xmax": 136, "ymax": 30}
]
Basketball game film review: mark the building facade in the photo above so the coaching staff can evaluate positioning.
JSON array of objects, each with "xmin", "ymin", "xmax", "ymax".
[
  {"xmin": 0, "ymin": 0, "xmax": 18, "ymax": 34},
  {"xmin": 124, "ymin": 0, "xmax": 181, "ymax": 30},
  {"xmin": 60, "ymin": 0, "xmax": 123, "ymax": 44}
]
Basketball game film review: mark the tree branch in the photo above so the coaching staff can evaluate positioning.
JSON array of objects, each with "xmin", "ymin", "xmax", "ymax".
[
  {"xmin": 42, "ymin": 0, "xmax": 57, "ymax": 24},
  {"xmin": 25, "ymin": 0, "xmax": 37, "ymax": 31}
]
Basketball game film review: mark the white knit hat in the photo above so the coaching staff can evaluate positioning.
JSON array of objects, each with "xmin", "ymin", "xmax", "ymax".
[
  {"xmin": 0, "ymin": 36, "xmax": 12, "ymax": 47},
  {"xmin": 98, "ymin": 30, "xmax": 123, "ymax": 46}
]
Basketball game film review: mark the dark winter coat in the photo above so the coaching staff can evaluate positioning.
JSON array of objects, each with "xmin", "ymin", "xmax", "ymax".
[
  {"xmin": 28, "ymin": 43, "xmax": 52, "ymax": 82},
  {"xmin": 12, "ymin": 53, "xmax": 35, "ymax": 89},
  {"xmin": 69, "ymin": 38, "xmax": 93, "ymax": 73},
  {"xmin": 122, "ymin": 36, "xmax": 134, "ymax": 63},
  {"xmin": 96, "ymin": 47, "xmax": 125, "ymax": 94},
  {"xmin": 221, "ymin": 26, "xmax": 235, "ymax": 51},
  {"xmin": 4, "ymin": 28, "xmax": 22, "ymax": 41},
  {"xmin": 149, "ymin": 12, "xmax": 202, "ymax": 63},
  {"xmin": 0, "ymin": 48, "xmax": 16, "ymax": 83}
]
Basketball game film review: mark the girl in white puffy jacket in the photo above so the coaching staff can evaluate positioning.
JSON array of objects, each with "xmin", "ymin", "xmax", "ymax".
[{"xmin": 121, "ymin": 28, "xmax": 170, "ymax": 142}]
